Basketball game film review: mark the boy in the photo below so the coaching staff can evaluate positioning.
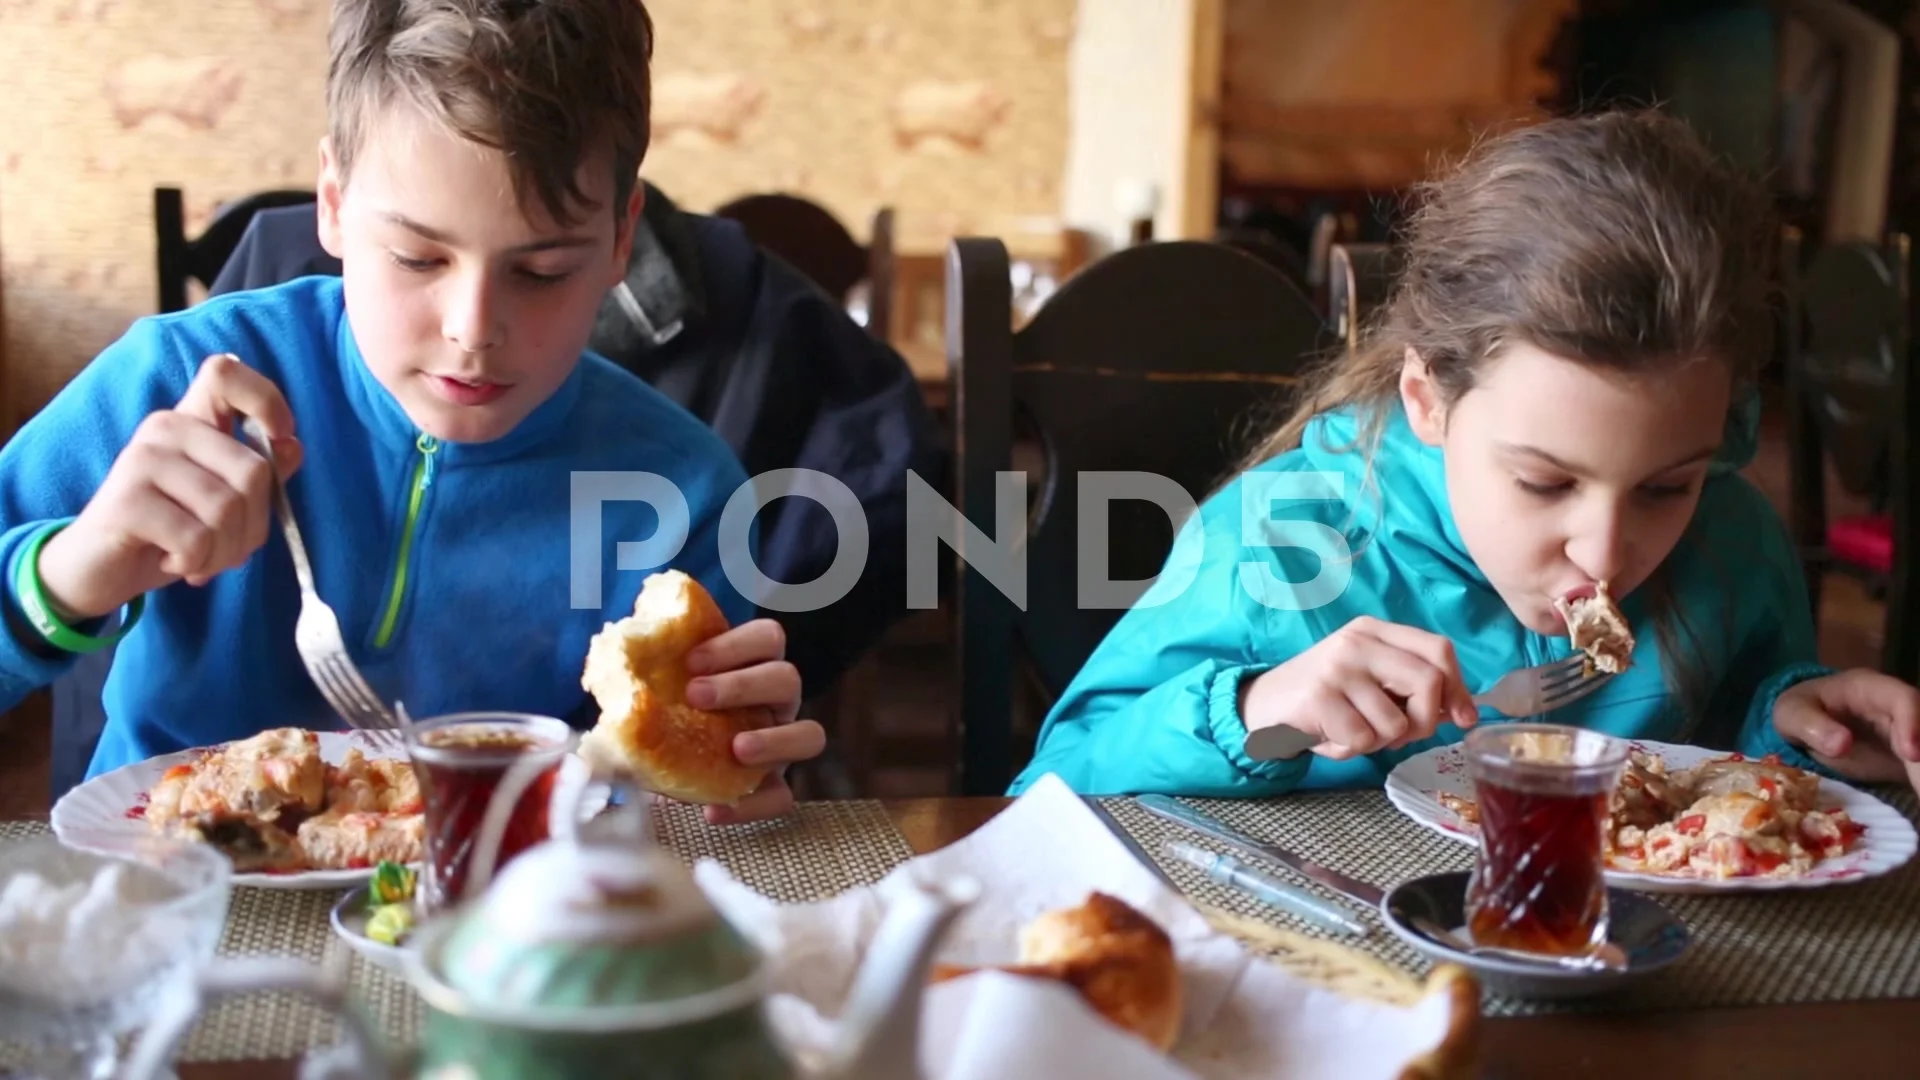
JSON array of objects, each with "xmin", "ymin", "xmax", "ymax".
[{"xmin": 0, "ymin": 0, "xmax": 823, "ymax": 824}]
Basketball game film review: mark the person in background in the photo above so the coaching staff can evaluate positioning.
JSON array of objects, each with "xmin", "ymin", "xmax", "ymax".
[{"xmin": 1013, "ymin": 110, "xmax": 1920, "ymax": 802}]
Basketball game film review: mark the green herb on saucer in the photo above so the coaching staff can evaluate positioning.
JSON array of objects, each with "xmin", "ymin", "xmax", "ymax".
[{"xmin": 371, "ymin": 860, "xmax": 416, "ymax": 905}]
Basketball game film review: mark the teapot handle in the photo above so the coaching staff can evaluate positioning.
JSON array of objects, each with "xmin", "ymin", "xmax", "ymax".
[{"xmin": 121, "ymin": 956, "xmax": 396, "ymax": 1080}]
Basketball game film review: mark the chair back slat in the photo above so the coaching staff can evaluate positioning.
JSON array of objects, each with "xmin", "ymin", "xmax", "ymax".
[
  {"xmin": 155, "ymin": 187, "xmax": 316, "ymax": 313},
  {"xmin": 1326, "ymin": 242, "xmax": 1400, "ymax": 350},
  {"xmin": 946, "ymin": 237, "xmax": 1328, "ymax": 793},
  {"xmin": 1784, "ymin": 233, "xmax": 1919, "ymax": 681},
  {"xmin": 1795, "ymin": 242, "xmax": 1904, "ymax": 497}
]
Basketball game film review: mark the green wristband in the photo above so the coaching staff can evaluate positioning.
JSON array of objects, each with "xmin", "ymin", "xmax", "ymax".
[{"xmin": 12, "ymin": 523, "xmax": 145, "ymax": 654}]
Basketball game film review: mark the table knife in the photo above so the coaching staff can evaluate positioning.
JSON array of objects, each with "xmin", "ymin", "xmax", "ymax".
[{"xmin": 1134, "ymin": 793, "xmax": 1387, "ymax": 910}]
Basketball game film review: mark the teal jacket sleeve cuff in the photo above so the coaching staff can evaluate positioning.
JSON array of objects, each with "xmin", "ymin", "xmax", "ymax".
[
  {"xmin": 1739, "ymin": 661, "xmax": 1843, "ymax": 779},
  {"xmin": 1206, "ymin": 663, "xmax": 1312, "ymax": 789}
]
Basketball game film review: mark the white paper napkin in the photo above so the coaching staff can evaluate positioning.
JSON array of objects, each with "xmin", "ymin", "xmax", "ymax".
[{"xmin": 694, "ymin": 773, "xmax": 1464, "ymax": 1078}]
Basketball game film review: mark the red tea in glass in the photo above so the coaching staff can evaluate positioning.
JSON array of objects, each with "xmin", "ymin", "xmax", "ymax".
[
  {"xmin": 404, "ymin": 712, "xmax": 574, "ymax": 915},
  {"xmin": 1463, "ymin": 723, "xmax": 1627, "ymax": 958}
]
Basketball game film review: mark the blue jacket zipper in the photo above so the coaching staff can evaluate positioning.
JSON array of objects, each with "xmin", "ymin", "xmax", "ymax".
[{"xmin": 373, "ymin": 433, "xmax": 439, "ymax": 649}]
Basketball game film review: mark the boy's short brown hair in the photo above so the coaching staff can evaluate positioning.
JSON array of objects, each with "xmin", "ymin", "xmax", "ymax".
[{"xmin": 327, "ymin": 0, "xmax": 654, "ymax": 229}]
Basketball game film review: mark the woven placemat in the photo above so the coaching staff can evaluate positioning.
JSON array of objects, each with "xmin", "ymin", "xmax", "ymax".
[
  {"xmin": 1099, "ymin": 786, "xmax": 1920, "ymax": 1016},
  {"xmin": 0, "ymin": 800, "xmax": 912, "ymax": 1063},
  {"xmin": 650, "ymin": 797, "xmax": 915, "ymax": 901}
]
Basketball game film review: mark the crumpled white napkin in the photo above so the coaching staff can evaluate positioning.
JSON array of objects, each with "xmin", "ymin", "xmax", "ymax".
[{"xmin": 694, "ymin": 773, "xmax": 1463, "ymax": 1079}]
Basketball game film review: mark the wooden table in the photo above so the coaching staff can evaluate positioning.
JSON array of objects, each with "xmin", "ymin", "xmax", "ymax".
[{"xmin": 104, "ymin": 796, "xmax": 1908, "ymax": 1078}]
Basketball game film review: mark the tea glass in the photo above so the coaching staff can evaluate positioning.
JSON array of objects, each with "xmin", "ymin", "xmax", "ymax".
[
  {"xmin": 403, "ymin": 711, "xmax": 576, "ymax": 917},
  {"xmin": 1462, "ymin": 723, "xmax": 1629, "ymax": 958}
]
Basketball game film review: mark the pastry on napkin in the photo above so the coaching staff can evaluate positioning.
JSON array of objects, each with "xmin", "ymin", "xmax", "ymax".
[
  {"xmin": 930, "ymin": 891, "xmax": 1184, "ymax": 1052},
  {"xmin": 691, "ymin": 773, "xmax": 1468, "ymax": 1079}
]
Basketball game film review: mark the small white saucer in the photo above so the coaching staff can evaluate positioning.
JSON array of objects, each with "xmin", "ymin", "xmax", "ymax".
[{"xmin": 329, "ymin": 884, "xmax": 409, "ymax": 973}]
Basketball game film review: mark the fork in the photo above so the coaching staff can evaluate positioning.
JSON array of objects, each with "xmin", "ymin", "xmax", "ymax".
[
  {"xmin": 1473, "ymin": 654, "xmax": 1612, "ymax": 718},
  {"xmin": 1243, "ymin": 655, "xmax": 1612, "ymax": 761},
  {"xmin": 240, "ymin": 417, "xmax": 402, "ymax": 748}
]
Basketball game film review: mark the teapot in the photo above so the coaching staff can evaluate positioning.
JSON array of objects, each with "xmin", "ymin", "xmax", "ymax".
[{"xmin": 122, "ymin": 748, "xmax": 980, "ymax": 1080}]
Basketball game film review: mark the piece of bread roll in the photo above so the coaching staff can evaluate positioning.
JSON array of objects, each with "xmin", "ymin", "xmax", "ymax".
[
  {"xmin": 930, "ymin": 891, "xmax": 1183, "ymax": 1052},
  {"xmin": 578, "ymin": 570, "xmax": 772, "ymax": 805}
]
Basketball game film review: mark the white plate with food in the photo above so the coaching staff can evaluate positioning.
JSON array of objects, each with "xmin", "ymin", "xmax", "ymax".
[
  {"xmin": 1384, "ymin": 738, "xmax": 1918, "ymax": 893},
  {"xmin": 51, "ymin": 727, "xmax": 607, "ymax": 890}
]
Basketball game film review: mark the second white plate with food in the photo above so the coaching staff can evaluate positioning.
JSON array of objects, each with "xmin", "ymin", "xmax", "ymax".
[
  {"xmin": 1384, "ymin": 737, "xmax": 1917, "ymax": 894},
  {"xmin": 51, "ymin": 729, "xmax": 607, "ymax": 890}
]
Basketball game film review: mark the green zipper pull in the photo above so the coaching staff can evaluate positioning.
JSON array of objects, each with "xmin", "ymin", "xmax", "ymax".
[{"xmin": 417, "ymin": 432, "xmax": 440, "ymax": 489}]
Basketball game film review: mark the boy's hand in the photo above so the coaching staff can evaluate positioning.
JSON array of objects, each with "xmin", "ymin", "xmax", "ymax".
[
  {"xmin": 680, "ymin": 617, "xmax": 824, "ymax": 825},
  {"xmin": 36, "ymin": 354, "xmax": 302, "ymax": 621},
  {"xmin": 1773, "ymin": 669, "xmax": 1920, "ymax": 796}
]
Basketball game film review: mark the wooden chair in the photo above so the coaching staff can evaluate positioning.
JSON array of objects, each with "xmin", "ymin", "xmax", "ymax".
[
  {"xmin": 1326, "ymin": 242, "xmax": 1401, "ymax": 350},
  {"xmin": 154, "ymin": 187, "xmax": 316, "ymax": 313},
  {"xmin": 1782, "ymin": 230, "xmax": 1919, "ymax": 681},
  {"xmin": 944, "ymin": 237, "xmax": 1329, "ymax": 794},
  {"xmin": 712, "ymin": 193, "xmax": 895, "ymax": 343}
]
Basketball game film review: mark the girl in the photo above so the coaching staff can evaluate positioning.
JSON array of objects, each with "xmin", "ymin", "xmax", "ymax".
[{"xmin": 1011, "ymin": 111, "xmax": 1920, "ymax": 800}]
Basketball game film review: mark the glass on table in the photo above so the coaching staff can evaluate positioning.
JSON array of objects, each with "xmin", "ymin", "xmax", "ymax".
[
  {"xmin": 403, "ymin": 711, "xmax": 575, "ymax": 917},
  {"xmin": 0, "ymin": 833, "xmax": 230, "ymax": 1079},
  {"xmin": 1462, "ymin": 722, "xmax": 1628, "ymax": 958}
]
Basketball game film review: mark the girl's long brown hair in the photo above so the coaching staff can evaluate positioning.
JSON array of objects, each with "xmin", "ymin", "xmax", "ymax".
[{"xmin": 1240, "ymin": 110, "xmax": 1778, "ymax": 729}]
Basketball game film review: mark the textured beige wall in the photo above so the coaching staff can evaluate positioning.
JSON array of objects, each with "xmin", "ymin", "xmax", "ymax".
[
  {"xmin": 0, "ymin": 0, "xmax": 333, "ymax": 431},
  {"xmin": 0, "ymin": 0, "xmax": 1074, "ymax": 429},
  {"xmin": 642, "ymin": 0, "xmax": 1074, "ymax": 248}
]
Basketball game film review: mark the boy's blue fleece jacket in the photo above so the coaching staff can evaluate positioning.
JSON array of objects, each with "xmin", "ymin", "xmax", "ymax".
[{"xmin": 0, "ymin": 276, "xmax": 754, "ymax": 780}]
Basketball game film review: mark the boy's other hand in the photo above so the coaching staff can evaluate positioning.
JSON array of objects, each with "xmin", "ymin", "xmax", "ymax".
[
  {"xmin": 680, "ymin": 617, "xmax": 825, "ymax": 825},
  {"xmin": 37, "ymin": 354, "xmax": 302, "ymax": 621}
]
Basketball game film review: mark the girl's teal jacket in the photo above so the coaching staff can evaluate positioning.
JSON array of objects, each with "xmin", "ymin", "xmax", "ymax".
[{"xmin": 1010, "ymin": 397, "xmax": 1833, "ymax": 797}]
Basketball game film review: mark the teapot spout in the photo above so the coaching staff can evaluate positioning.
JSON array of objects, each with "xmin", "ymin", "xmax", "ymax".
[{"xmin": 822, "ymin": 874, "xmax": 981, "ymax": 1080}]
